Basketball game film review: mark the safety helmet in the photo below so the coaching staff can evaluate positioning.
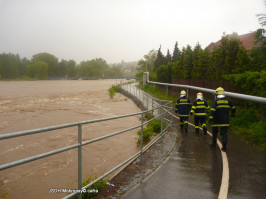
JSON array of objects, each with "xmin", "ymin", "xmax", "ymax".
[
  {"xmin": 181, "ymin": 90, "xmax": 186, "ymax": 95},
  {"xmin": 197, "ymin": 92, "xmax": 203, "ymax": 98},
  {"xmin": 216, "ymin": 87, "xmax": 225, "ymax": 95}
]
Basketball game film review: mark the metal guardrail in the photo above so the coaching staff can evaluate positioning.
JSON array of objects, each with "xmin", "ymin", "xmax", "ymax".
[
  {"xmin": 0, "ymin": 83, "xmax": 174, "ymax": 199},
  {"xmin": 143, "ymin": 72, "xmax": 266, "ymax": 104}
]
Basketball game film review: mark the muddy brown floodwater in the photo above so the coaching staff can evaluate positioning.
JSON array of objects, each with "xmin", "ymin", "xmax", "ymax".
[{"xmin": 0, "ymin": 80, "xmax": 141, "ymax": 198}]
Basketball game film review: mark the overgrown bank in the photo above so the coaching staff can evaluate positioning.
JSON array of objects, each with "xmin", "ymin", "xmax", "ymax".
[{"xmin": 138, "ymin": 83, "xmax": 266, "ymax": 151}]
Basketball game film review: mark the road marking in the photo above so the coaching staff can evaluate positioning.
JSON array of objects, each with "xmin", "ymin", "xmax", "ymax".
[{"xmin": 172, "ymin": 114, "xmax": 229, "ymax": 199}]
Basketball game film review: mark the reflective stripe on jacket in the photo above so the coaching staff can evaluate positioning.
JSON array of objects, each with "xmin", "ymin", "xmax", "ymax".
[
  {"xmin": 176, "ymin": 96, "xmax": 191, "ymax": 117},
  {"xmin": 191, "ymin": 99, "xmax": 209, "ymax": 116},
  {"xmin": 209, "ymin": 96, "xmax": 236, "ymax": 127}
]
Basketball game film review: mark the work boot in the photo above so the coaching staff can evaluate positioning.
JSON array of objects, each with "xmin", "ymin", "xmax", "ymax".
[
  {"xmin": 195, "ymin": 129, "xmax": 199, "ymax": 134},
  {"xmin": 221, "ymin": 143, "xmax": 227, "ymax": 152},
  {"xmin": 184, "ymin": 124, "xmax": 188, "ymax": 132},
  {"xmin": 203, "ymin": 127, "xmax": 207, "ymax": 135}
]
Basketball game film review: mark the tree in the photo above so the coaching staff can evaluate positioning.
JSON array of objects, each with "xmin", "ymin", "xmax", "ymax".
[
  {"xmin": 26, "ymin": 61, "xmax": 49, "ymax": 79},
  {"xmin": 166, "ymin": 49, "xmax": 172, "ymax": 64},
  {"xmin": 31, "ymin": 53, "xmax": 59, "ymax": 77},
  {"xmin": 0, "ymin": 53, "xmax": 20, "ymax": 79},
  {"xmin": 182, "ymin": 45, "xmax": 194, "ymax": 79},
  {"xmin": 172, "ymin": 42, "xmax": 180, "ymax": 62},
  {"xmin": 192, "ymin": 46, "xmax": 210, "ymax": 80},
  {"xmin": 154, "ymin": 45, "xmax": 166, "ymax": 71},
  {"xmin": 156, "ymin": 64, "xmax": 172, "ymax": 83},
  {"xmin": 65, "ymin": 60, "xmax": 76, "ymax": 78},
  {"xmin": 19, "ymin": 57, "xmax": 30, "ymax": 78},
  {"xmin": 137, "ymin": 49, "xmax": 157, "ymax": 72}
]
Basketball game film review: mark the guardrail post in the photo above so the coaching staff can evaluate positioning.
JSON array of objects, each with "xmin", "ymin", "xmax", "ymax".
[
  {"xmin": 140, "ymin": 113, "xmax": 144, "ymax": 163},
  {"xmin": 146, "ymin": 93, "xmax": 149, "ymax": 110},
  {"xmin": 160, "ymin": 105, "xmax": 163, "ymax": 138},
  {"xmin": 166, "ymin": 85, "xmax": 168, "ymax": 96},
  {"xmin": 78, "ymin": 124, "xmax": 82, "ymax": 199},
  {"xmin": 171, "ymin": 103, "xmax": 174, "ymax": 128},
  {"xmin": 143, "ymin": 92, "xmax": 145, "ymax": 108},
  {"xmin": 152, "ymin": 98, "xmax": 154, "ymax": 115}
]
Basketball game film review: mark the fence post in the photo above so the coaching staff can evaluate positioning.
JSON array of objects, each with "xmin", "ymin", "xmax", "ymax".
[
  {"xmin": 166, "ymin": 85, "xmax": 168, "ymax": 96},
  {"xmin": 78, "ymin": 124, "xmax": 82, "ymax": 199},
  {"xmin": 146, "ymin": 93, "xmax": 149, "ymax": 110},
  {"xmin": 152, "ymin": 98, "xmax": 154, "ymax": 116},
  {"xmin": 171, "ymin": 103, "xmax": 174, "ymax": 128},
  {"xmin": 161, "ymin": 105, "xmax": 163, "ymax": 137},
  {"xmin": 140, "ymin": 113, "xmax": 144, "ymax": 163}
]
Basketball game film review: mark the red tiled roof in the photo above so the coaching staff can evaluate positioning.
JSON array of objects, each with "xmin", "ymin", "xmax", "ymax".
[{"xmin": 205, "ymin": 32, "xmax": 255, "ymax": 52}]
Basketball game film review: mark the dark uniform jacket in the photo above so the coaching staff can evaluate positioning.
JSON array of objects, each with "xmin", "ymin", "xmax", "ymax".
[
  {"xmin": 175, "ymin": 96, "xmax": 191, "ymax": 117},
  {"xmin": 191, "ymin": 99, "xmax": 209, "ymax": 116},
  {"xmin": 209, "ymin": 96, "xmax": 236, "ymax": 127}
]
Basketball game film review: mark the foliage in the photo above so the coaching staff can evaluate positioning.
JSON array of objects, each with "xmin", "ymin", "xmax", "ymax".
[
  {"xmin": 156, "ymin": 64, "xmax": 172, "ymax": 83},
  {"xmin": 148, "ymin": 118, "xmax": 166, "ymax": 133},
  {"xmin": 26, "ymin": 61, "xmax": 49, "ymax": 79},
  {"xmin": 172, "ymin": 41, "xmax": 180, "ymax": 62},
  {"xmin": 230, "ymin": 107, "xmax": 266, "ymax": 150},
  {"xmin": 0, "ymin": 53, "xmax": 20, "ymax": 79},
  {"xmin": 137, "ymin": 112, "xmax": 167, "ymax": 146},
  {"xmin": 137, "ymin": 126, "xmax": 153, "ymax": 146},
  {"xmin": 108, "ymin": 85, "xmax": 120, "ymax": 99},
  {"xmin": 137, "ymin": 49, "xmax": 157, "ymax": 73},
  {"xmin": 0, "ymin": 52, "xmax": 125, "ymax": 80},
  {"xmin": 224, "ymin": 70, "xmax": 266, "ymax": 97},
  {"xmin": 31, "ymin": 52, "xmax": 59, "ymax": 77},
  {"xmin": 146, "ymin": 30, "xmax": 265, "ymax": 84},
  {"xmin": 154, "ymin": 45, "xmax": 168, "ymax": 71},
  {"xmin": 144, "ymin": 112, "xmax": 154, "ymax": 121},
  {"xmin": 71, "ymin": 176, "xmax": 106, "ymax": 199},
  {"xmin": 135, "ymin": 71, "xmax": 144, "ymax": 81}
]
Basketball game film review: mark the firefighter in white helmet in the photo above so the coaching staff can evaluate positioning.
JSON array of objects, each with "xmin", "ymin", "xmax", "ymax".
[
  {"xmin": 209, "ymin": 87, "xmax": 236, "ymax": 152},
  {"xmin": 190, "ymin": 92, "xmax": 209, "ymax": 134},
  {"xmin": 175, "ymin": 90, "xmax": 191, "ymax": 132}
]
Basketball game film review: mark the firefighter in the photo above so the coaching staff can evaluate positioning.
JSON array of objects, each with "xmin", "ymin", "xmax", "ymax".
[
  {"xmin": 175, "ymin": 90, "xmax": 191, "ymax": 132},
  {"xmin": 190, "ymin": 92, "xmax": 209, "ymax": 134},
  {"xmin": 209, "ymin": 87, "xmax": 236, "ymax": 152}
]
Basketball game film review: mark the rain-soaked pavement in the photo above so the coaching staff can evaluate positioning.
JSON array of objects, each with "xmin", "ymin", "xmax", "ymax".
[{"xmin": 124, "ymin": 117, "xmax": 266, "ymax": 199}]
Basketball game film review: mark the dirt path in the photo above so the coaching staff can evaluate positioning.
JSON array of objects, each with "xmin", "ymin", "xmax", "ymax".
[{"xmin": 0, "ymin": 80, "xmax": 141, "ymax": 198}]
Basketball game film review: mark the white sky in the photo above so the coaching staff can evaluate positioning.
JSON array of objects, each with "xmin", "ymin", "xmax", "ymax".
[{"xmin": 0, "ymin": 0, "xmax": 265, "ymax": 64}]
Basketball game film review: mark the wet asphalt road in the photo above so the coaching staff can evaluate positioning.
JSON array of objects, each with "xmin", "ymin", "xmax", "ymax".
[{"xmin": 124, "ymin": 119, "xmax": 266, "ymax": 199}]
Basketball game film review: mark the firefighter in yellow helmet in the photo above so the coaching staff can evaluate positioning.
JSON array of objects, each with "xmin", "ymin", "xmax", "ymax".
[
  {"xmin": 190, "ymin": 92, "xmax": 209, "ymax": 134},
  {"xmin": 175, "ymin": 90, "xmax": 191, "ymax": 132},
  {"xmin": 209, "ymin": 87, "xmax": 236, "ymax": 152}
]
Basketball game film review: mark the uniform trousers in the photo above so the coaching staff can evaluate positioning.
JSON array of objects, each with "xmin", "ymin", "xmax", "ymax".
[{"xmin": 212, "ymin": 126, "xmax": 228, "ymax": 145}]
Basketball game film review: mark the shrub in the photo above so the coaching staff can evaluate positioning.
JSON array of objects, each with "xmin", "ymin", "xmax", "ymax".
[
  {"xmin": 148, "ymin": 119, "xmax": 166, "ymax": 133},
  {"xmin": 72, "ymin": 176, "xmax": 106, "ymax": 199},
  {"xmin": 137, "ymin": 126, "xmax": 153, "ymax": 146},
  {"xmin": 108, "ymin": 85, "xmax": 120, "ymax": 99}
]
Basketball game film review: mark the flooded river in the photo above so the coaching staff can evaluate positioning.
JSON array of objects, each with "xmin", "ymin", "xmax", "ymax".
[{"xmin": 0, "ymin": 80, "xmax": 141, "ymax": 198}]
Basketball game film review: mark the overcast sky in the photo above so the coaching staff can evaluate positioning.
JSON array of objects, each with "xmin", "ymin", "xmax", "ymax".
[{"xmin": 0, "ymin": 0, "xmax": 265, "ymax": 64}]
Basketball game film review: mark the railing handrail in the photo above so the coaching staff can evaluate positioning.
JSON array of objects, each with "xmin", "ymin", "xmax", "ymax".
[
  {"xmin": 144, "ymin": 72, "xmax": 266, "ymax": 104},
  {"xmin": 0, "ymin": 102, "xmax": 172, "ymax": 140},
  {"xmin": 0, "ymin": 83, "xmax": 174, "ymax": 199}
]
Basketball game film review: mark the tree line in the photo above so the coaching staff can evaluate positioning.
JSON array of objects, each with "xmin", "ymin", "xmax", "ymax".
[
  {"xmin": 0, "ymin": 53, "xmax": 124, "ymax": 80},
  {"xmin": 137, "ymin": 29, "xmax": 266, "ymax": 97}
]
